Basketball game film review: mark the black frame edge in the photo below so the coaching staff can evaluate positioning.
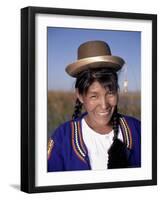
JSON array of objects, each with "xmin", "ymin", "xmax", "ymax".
[
  {"xmin": 32, "ymin": 180, "xmax": 155, "ymax": 193},
  {"xmin": 152, "ymin": 14, "xmax": 157, "ymax": 185},
  {"xmin": 22, "ymin": 6, "xmax": 156, "ymax": 20},
  {"xmin": 21, "ymin": 7, "xmax": 30, "ymax": 193},
  {"xmin": 21, "ymin": 6, "xmax": 157, "ymax": 193},
  {"xmin": 21, "ymin": 7, "xmax": 36, "ymax": 193}
]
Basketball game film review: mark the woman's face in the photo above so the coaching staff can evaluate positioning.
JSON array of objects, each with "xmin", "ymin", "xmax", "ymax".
[{"xmin": 77, "ymin": 81, "xmax": 118, "ymax": 129}]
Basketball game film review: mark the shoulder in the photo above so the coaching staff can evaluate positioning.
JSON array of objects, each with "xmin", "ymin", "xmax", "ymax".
[
  {"xmin": 49, "ymin": 113, "xmax": 85, "ymax": 141},
  {"xmin": 119, "ymin": 114, "xmax": 141, "ymax": 132},
  {"xmin": 49, "ymin": 120, "xmax": 72, "ymax": 141},
  {"xmin": 120, "ymin": 114, "xmax": 140, "ymax": 124}
]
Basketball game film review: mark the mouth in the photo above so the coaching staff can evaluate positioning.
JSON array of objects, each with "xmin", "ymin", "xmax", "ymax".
[{"xmin": 97, "ymin": 108, "xmax": 112, "ymax": 116}]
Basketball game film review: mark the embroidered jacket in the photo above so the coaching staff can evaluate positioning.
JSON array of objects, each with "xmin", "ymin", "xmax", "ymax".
[{"xmin": 48, "ymin": 113, "xmax": 141, "ymax": 172}]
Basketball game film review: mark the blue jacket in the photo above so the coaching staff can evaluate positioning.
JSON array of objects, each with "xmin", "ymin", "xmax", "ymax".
[{"xmin": 48, "ymin": 113, "xmax": 141, "ymax": 172}]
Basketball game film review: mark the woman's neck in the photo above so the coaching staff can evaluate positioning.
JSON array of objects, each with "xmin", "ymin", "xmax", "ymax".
[{"xmin": 84, "ymin": 116, "xmax": 113, "ymax": 135}]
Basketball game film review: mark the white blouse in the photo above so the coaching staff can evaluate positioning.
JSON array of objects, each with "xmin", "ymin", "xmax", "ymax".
[{"xmin": 82, "ymin": 118, "xmax": 123, "ymax": 170}]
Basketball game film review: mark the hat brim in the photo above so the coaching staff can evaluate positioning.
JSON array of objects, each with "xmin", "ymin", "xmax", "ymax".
[{"xmin": 66, "ymin": 55, "xmax": 125, "ymax": 77}]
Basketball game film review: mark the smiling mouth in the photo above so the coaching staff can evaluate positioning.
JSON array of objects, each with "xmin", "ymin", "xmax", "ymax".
[{"xmin": 98, "ymin": 108, "xmax": 112, "ymax": 116}]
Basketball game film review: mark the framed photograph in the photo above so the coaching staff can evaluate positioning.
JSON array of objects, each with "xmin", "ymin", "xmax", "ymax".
[{"xmin": 21, "ymin": 6, "xmax": 157, "ymax": 193}]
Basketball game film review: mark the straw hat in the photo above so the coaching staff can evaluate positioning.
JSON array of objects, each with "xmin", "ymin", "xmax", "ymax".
[{"xmin": 66, "ymin": 40, "xmax": 125, "ymax": 77}]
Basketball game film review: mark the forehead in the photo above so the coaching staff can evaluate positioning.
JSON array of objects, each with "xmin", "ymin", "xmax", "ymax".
[{"xmin": 87, "ymin": 81, "xmax": 109, "ymax": 93}]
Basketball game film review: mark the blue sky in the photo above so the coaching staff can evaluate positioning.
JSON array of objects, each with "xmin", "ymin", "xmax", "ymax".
[{"xmin": 48, "ymin": 27, "xmax": 141, "ymax": 92}]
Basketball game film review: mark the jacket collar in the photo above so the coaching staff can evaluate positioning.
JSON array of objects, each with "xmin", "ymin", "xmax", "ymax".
[{"xmin": 71, "ymin": 113, "xmax": 133, "ymax": 164}]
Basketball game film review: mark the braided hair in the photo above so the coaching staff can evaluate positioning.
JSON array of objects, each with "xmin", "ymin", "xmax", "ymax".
[
  {"xmin": 108, "ymin": 106, "xmax": 129, "ymax": 169},
  {"xmin": 112, "ymin": 105, "xmax": 119, "ymax": 140},
  {"xmin": 72, "ymin": 98, "xmax": 83, "ymax": 120}
]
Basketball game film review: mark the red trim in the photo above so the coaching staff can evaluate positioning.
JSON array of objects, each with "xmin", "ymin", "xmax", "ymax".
[
  {"xmin": 77, "ymin": 121, "xmax": 86, "ymax": 154},
  {"xmin": 124, "ymin": 119, "xmax": 133, "ymax": 149},
  {"xmin": 120, "ymin": 118, "xmax": 127, "ymax": 145},
  {"xmin": 71, "ymin": 121, "xmax": 86, "ymax": 163}
]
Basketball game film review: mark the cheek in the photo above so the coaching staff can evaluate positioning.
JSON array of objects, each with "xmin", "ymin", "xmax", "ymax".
[
  {"xmin": 83, "ymin": 99, "xmax": 97, "ymax": 112},
  {"xmin": 82, "ymin": 96, "xmax": 118, "ymax": 111},
  {"xmin": 109, "ymin": 96, "xmax": 118, "ymax": 106},
  {"xmin": 110, "ymin": 100, "xmax": 117, "ymax": 107}
]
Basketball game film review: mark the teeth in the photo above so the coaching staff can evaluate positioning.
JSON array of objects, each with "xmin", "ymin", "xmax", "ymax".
[
  {"xmin": 98, "ymin": 111, "xmax": 110, "ymax": 116},
  {"xmin": 98, "ymin": 109, "xmax": 111, "ymax": 116}
]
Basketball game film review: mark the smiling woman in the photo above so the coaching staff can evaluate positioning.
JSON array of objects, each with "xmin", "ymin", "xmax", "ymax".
[
  {"xmin": 75, "ymin": 70, "xmax": 118, "ymax": 134},
  {"xmin": 47, "ymin": 40, "xmax": 141, "ymax": 171}
]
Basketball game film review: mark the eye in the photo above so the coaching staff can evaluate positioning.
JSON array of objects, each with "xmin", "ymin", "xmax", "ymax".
[
  {"xmin": 91, "ymin": 95, "xmax": 96, "ymax": 98},
  {"xmin": 90, "ymin": 95, "xmax": 97, "ymax": 99}
]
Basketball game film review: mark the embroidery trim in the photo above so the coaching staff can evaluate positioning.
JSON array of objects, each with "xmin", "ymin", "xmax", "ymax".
[
  {"xmin": 123, "ymin": 118, "xmax": 133, "ymax": 149},
  {"xmin": 47, "ymin": 138, "xmax": 54, "ymax": 160},
  {"xmin": 74, "ymin": 122, "xmax": 86, "ymax": 157},
  {"xmin": 77, "ymin": 121, "xmax": 87, "ymax": 154},
  {"xmin": 119, "ymin": 118, "xmax": 127, "ymax": 145},
  {"xmin": 120, "ymin": 117, "xmax": 133, "ymax": 149},
  {"xmin": 71, "ymin": 116, "xmax": 132, "ymax": 163},
  {"xmin": 71, "ymin": 121, "xmax": 86, "ymax": 163},
  {"xmin": 120, "ymin": 117, "xmax": 129, "ymax": 147}
]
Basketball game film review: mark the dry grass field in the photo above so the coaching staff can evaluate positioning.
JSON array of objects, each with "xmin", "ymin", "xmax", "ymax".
[{"xmin": 48, "ymin": 90, "xmax": 141, "ymax": 137}]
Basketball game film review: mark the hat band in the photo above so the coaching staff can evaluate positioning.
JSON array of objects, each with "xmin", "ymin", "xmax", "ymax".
[{"xmin": 66, "ymin": 55, "xmax": 125, "ymax": 77}]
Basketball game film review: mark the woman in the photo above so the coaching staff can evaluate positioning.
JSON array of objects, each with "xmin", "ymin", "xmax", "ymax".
[{"xmin": 48, "ymin": 40, "xmax": 141, "ymax": 171}]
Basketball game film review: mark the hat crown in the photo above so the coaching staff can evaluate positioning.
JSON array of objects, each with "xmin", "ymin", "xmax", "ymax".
[
  {"xmin": 78, "ymin": 40, "xmax": 112, "ymax": 60},
  {"xmin": 66, "ymin": 40, "xmax": 125, "ymax": 77}
]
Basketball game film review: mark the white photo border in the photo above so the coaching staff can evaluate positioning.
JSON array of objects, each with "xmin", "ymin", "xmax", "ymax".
[{"xmin": 35, "ymin": 13, "xmax": 152, "ymax": 187}]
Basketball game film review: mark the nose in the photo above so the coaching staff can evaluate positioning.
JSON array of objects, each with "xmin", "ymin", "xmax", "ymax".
[{"xmin": 100, "ymin": 96, "xmax": 109, "ymax": 109}]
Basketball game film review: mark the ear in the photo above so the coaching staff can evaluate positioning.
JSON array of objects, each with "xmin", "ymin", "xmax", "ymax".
[{"xmin": 75, "ymin": 89, "xmax": 84, "ymax": 104}]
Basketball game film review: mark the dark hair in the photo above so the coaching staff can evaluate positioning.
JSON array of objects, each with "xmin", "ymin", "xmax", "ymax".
[
  {"xmin": 72, "ymin": 67, "xmax": 120, "ymax": 138},
  {"xmin": 75, "ymin": 68, "xmax": 119, "ymax": 95}
]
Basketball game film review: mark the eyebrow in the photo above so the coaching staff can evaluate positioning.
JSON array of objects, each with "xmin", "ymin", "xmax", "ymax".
[
  {"xmin": 88, "ymin": 91, "xmax": 99, "ymax": 94},
  {"xmin": 88, "ymin": 90, "xmax": 115, "ymax": 95}
]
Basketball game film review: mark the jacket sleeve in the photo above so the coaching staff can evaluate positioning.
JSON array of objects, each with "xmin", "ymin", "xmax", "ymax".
[
  {"xmin": 47, "ymin": 127, "xmax": 64, "ymax": 172},
  {"xmin": 131, "ymin": 117, "xmax": 141, "ymax": 167},
  {"xmin": 134, "ymin": 118, "xmax": 141, "ymax": 167}
]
